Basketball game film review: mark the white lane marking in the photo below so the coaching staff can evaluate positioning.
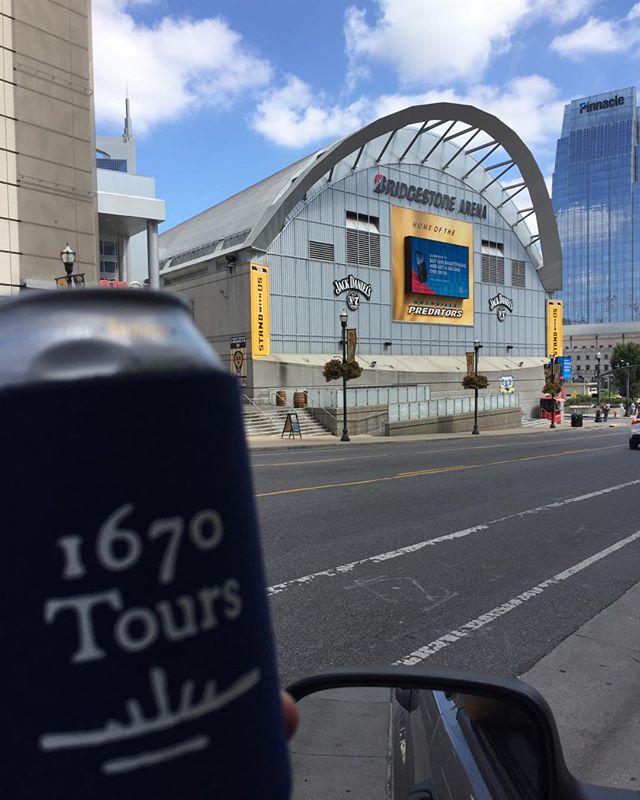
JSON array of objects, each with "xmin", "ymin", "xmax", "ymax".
[
  {"xmin": 266, "ymin": 479, "xmax": 640, "ymax": 597},
  {"xmin": 394, "ymin": 529, "xmax": 640, "ymax": 666}
]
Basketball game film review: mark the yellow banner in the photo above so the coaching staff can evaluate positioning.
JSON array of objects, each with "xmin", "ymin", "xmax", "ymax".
[
  {"xmin": 546, "ymin": 300, "xmax": 563, "ymax": 357},
  {"xmin": 250, "ymin": 263, "xmax": 270, "ymax": 358},
  {"xmin": 391, "ymin": 206, "xmax": 474, "ymax": 325}
]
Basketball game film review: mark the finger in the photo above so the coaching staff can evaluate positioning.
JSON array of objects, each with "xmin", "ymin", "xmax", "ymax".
[{"xmin": 281, "ymin": 690, "xmax": 299, "ymax": 738}]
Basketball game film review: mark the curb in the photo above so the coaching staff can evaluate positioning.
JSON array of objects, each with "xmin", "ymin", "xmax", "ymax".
[{"xmin": 246, "ymin": 423, "xmax": 603, "ymax": 452}]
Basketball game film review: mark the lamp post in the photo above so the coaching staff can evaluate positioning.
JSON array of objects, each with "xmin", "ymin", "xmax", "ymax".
[
  {"xmin": 621, "ymin": 360, "xmax": 631, "ymax": 413},
  {"xmin": 472, "ymin": 338, "xmax": 482, "ymax": 435},
  {"xmin": 596, "ymin": 351, "xmax": 601, "ymax": 405},
  {"xmin": 339, "ymin": 310, "xmax": 350, "ymax": 442},
  {"xmin": 60, "ymin": 243, "xmax": 76, "ymax": 287}
]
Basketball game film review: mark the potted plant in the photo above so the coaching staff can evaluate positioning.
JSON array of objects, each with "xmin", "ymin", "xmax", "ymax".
[
  {"xmin": 322, "ymin": 358, "xmax": 363, "ymax": 382},
  {"xmin": 542, "ymin": 381, "xmax": 562, "ymax": 396},
  {"xmin": 462, "ymin": 374, "xmax": 489, "ymax": 391}
]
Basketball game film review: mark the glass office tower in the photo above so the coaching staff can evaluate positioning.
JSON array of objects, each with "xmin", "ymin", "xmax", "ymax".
[{"xmin": 553, "ymin": 87, "xmax": 640, "ymax": 324}]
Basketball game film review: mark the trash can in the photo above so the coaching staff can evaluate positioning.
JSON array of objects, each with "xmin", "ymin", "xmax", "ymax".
[{"xmin": 571, "ymin": 412, "xmax": 583, "ymax": 428}]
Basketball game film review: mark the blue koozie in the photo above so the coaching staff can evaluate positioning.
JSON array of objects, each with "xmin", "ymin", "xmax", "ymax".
[{"xmin": 0, "ymin": 291, "xmax": 290, "ymax": 799}]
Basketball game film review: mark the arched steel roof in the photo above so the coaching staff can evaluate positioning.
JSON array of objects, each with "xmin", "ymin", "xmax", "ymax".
[{"xmin": 249, "ymin": 102, "xmax": 561, "ymax": 291}]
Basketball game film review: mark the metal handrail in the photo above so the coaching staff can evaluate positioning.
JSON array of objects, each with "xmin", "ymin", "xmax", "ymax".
[
  {"xmin": 244, "ymin": 394, "xmax": 336, "ymax": 434},
  {"xmin": 242, "ymin": 394, "xmax": 279, "ymax": 429},
  {"xmin": 255, "ymin": 382, "xmax": 428, "ymax": 392},
  {"xmin": 308, "ymin": 403, "xmax": 337, "ymax": 422}
]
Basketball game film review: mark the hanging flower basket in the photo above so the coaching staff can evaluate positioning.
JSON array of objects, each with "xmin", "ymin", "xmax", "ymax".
[
  {"xmin": 462, "ymin": 374, "xmax": 489, "ymax": 390},
  {"xmin": 323, "ymin": 358, "xmax": 363, "ymax": 383},
  {"xmin": 543, "ymin": 381, "xmax": 562, "ymax": 396}
]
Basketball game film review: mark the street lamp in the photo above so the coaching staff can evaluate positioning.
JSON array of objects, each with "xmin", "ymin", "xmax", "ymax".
[
  {"xmin": 60, "ymin": 243, "xmax": 76, "ymax": 287},
  {"xmin": 472, "ymin": 338, "xmax": 482, "ymax": 435},
  {"xmin": 596, "ymin": 351, "xmax": 601, "ymax": 405},
  {"xmin": 620, "ymin": 360, "xmax": 631, "ymax": 413},
  {"xmin": 339, "ymin": 310, "xmax": 350, "ymax": 442}
]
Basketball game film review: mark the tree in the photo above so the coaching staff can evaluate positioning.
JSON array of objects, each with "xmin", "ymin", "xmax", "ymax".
[{"xmin": 610, "ymin": 342, "xmax": 640, "ymax": 399}]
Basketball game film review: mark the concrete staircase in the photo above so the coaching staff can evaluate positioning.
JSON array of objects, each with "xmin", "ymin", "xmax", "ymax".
[{"xmin": 242, "ymin": 404, "xmax": 332, "ymax": 437}]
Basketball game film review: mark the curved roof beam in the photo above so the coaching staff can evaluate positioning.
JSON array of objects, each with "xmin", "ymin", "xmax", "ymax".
[{"xmin": 249, "ymin": 103, "xmax": 561, "ymax": 291}]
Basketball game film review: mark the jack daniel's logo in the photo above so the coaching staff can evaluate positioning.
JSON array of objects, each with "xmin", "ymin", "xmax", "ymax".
[
  {"xmin": 488, "ymin": 293, "xmax": 514, "ymax": 322},
  {"xmin": 333, "ymin": 275, "xmax": 372, "ymax": 310}
]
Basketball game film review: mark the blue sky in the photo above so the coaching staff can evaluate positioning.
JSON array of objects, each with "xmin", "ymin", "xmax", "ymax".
[{"xmin": 93, "ymin": 0, "xmax": 640, "ymax": 230}]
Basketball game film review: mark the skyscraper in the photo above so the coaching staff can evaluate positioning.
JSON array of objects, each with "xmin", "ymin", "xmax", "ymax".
[{"xmin": 553, "ymin": 87, "xmax": 639, "ymax": 324}]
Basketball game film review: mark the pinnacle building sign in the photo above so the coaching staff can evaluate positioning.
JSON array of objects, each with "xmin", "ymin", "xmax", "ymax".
[{"xmin": 579, "ymin": 95, "xmax": 625, "ymax": 114}]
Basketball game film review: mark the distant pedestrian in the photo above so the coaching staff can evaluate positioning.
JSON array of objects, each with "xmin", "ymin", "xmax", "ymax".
[
  {"xmin": 619, "ymin": 402, "xmax": 626, "ymax": 417},
  {"xmin": 630, "ymin": 401, "xmax": 637, "ymax": 417},
  {"xmin": 603, "ymin": 402, "xmax": 610, "ymax": 422}
]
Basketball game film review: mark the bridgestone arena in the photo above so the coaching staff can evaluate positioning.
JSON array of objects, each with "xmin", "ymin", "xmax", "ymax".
[{"xmin": 159, "ymin": 104, "xmax": 563, "ymax": 436}]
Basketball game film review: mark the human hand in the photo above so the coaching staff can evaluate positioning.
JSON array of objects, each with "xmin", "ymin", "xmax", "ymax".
[{"xmin": 282, "ymin": 691, "xmax": 298, "ymax": 738}]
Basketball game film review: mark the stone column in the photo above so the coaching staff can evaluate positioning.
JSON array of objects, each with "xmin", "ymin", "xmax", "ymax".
[
  {"xmin": 147, "ymin": 220, "xmax": 160, "ymax": 289},
  {"xmin": 118, "ymin": 235, "xmax": 129, "ymax": 282}
]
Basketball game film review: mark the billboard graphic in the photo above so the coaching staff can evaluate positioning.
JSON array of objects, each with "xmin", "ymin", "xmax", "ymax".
[
  {"xmin": 250, "ymin": 263, "xmax": 271, "ymax": 357},
  {"xmin": 546, "ymin": 300, "xmax": 563, "ymax": 357},
  {"xmin": 404, "ymin": 237, "xmax": 469, "ymax": 299},
  {"xmin": 392, "ymin": 207, "xmax": 474, "ymax": 325}
]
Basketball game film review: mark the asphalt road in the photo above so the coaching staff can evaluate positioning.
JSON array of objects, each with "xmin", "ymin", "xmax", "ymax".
[{"xmin": 250, "ymin": 423, "xmax": 640, "ymax": 687}]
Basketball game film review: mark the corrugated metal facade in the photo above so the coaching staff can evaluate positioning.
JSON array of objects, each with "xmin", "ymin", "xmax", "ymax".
[{"xmin": 264, "ymin": 163, "xmax": 546, "ymax": 357}]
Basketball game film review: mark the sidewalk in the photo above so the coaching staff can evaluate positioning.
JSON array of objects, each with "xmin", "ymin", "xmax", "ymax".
[
  {"xmin": 248, "ymin": 417, "xmax": 625, "ymax": 452},
  {"xmin": 523, "ymin": 582, "xmax": 640, "ymax": 791}
]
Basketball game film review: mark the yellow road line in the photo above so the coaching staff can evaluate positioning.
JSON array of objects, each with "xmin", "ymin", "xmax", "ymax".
[
  {"xmin": 253, "ymin": 457, "xmax": 357, "ymax": 468},
  {"xmin": 256, "ymin": 443, "xmax": 622, "ymax": 497},
  {"xmin": 396, "ymin": 445, "xmax": 613, "ymax": 476}
]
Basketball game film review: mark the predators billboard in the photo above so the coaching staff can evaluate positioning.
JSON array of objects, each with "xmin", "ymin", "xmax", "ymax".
[{"xmin": 391, "ymin": 206, "xmax": 474, "ymax": 325}]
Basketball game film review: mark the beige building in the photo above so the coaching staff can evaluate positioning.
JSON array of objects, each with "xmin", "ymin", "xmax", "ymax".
[
  {"xmin": 0, "ymin": 0, "xmax": 98, "ymax": 296},
  {"xmin": 564, "ymin": 322, "xmax": 640, "ymax": 382}
]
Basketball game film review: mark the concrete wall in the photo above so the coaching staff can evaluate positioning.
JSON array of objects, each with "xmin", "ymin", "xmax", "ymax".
[
  {"xmin": 163, "ymin": 262, "xmax": 253, "ymax": 376},
  {"xmin": 310, "ymin": 404, "xmax": 521, "ymax": 436},
  {"xmin": 252, "ymin": 360, "xmax": 544, "ymax": 418},
  {"xmin": 310, "ymin": 405, "xmax": 388, "ymax": 436},
  {"xmin": 1, "ymin": 0, "xmax": 98, "ymax": 294},
  {"xmin": 384, "ymin": 406, "xmax": 522, "ymax": 436}
]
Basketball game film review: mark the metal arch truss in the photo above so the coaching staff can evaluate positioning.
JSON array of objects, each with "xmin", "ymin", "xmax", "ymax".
[{"xmin": 249, "ymin": 103, "xmax": 562, "ymax": 292}]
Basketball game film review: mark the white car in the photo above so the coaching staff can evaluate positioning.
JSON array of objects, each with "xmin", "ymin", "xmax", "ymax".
[{"xmin": 629, "ymin": 416, "xmax": 640, "ymax": 449}]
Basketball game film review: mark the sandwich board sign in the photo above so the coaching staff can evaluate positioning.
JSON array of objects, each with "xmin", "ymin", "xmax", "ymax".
[{"xmin": 281, "ymin": 413, "xmax": 302, "ymax": 440}]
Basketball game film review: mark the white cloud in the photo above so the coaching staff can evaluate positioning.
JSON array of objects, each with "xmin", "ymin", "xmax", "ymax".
[
  {"xmin": 550, "ymin": 5, "xmax": 640, "ymax": 58},
  {"xmin": 92, "ymin": 0, "xmax": 272, "ymax": 134},
  {"xmin": 550, "ymin": 16, "xmax": 621, "ymax": 56},
  {"xmin": 251, "ymin": 77, "xmax": 369, "ymax": 148},
  {"xmin": 343, "ymin": 0, "xmax": 593, "ymax": 87},
  {"xmin": 252, "ymin": 74, "xmax": 565, "ymax": 155},
  {"xmin": 538, "ymin": 0, "xmax": 594, "ymax": 25},
  {"xmin": 344, "ymin": 0, "xmax": 529, "ymax": 86}
]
